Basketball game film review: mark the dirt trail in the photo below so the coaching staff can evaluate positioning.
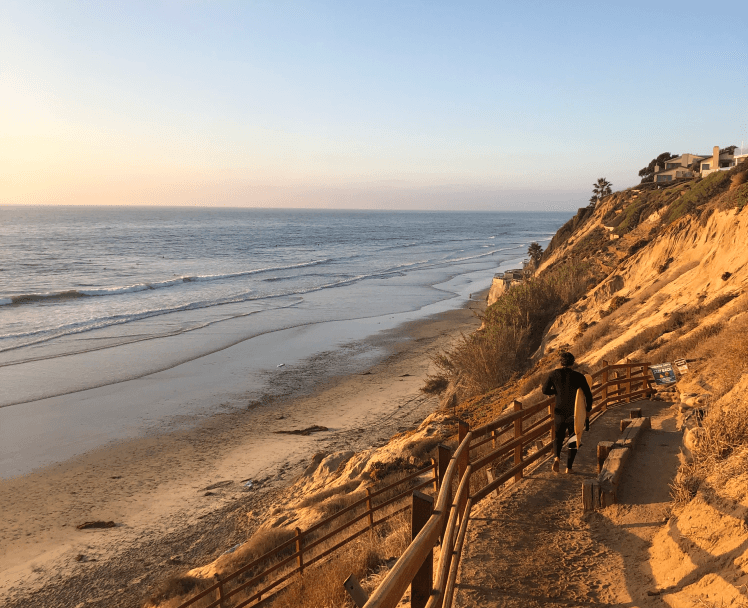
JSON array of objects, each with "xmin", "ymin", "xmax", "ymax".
[{"xmin": 455, "ymin": 399, "xmax": 682, "ymax": 607}]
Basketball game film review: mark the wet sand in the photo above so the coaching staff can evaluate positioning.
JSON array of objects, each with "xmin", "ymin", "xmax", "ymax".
[{"xmin": 0, "ymin": 295, "xmax": 485, "ymax": 607}]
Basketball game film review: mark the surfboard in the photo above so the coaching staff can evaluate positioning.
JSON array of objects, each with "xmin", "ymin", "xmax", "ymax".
[{"xmin": 572, "ymin": 374, "xmax": 593, "ymax": 448}]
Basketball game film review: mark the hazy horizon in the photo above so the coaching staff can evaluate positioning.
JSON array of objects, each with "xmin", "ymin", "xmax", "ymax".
[{"xmin": 2, "ymin": 1, "xmax": 746, "ymax": 211}]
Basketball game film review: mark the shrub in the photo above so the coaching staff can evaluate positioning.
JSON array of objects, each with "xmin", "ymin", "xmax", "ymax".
[
  {"xmin": 666, "ymin": 171, "xmax": 731, "ymax": 223},
  {"xmin": 627, "ymin": 239, "xmax": 649, "ymax": 255},
  {"xmin": 671, "ymin": 398, "xmax": 748, "ymax": 507},
  {"xmin": 435, "ymin": 262, "xmax": 596, "ymax": 396},
  {"xmin": 658, "ymin": 257, "xmax": 674, "ymax": 273},
  {"xmin": 146, "ymin": 576, "xmax": 211, "ymax": 606},
  {"xmin": 421, "ymin": 374, "xmax": 449, "ymax": 394},
  {"xmin": 609, "ymin": 296, "xmax": 628, "ymax": 311}
]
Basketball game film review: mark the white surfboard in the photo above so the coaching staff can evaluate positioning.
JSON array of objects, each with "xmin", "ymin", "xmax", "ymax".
[{"xmin": 573, "ymin": 374, "xmax": 593, "ymax": 448}]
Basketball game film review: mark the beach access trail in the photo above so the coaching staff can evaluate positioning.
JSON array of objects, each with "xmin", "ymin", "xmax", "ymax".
[{"xmin": 454, "ymin": 399, "xmax": 682, "ymax": 607}]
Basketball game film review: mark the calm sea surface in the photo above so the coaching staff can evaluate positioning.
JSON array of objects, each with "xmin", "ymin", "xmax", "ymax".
[
  {"xmin": 0, "ymin": 207, "xmax": 566, "ymax": 358},
  {"xmin": 0, "ymin": 206, "xmax": 570, "ymax": 475}
]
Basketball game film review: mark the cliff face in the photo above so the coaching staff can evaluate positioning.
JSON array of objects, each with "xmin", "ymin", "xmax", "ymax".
[
  {"xmin": 532, "ymin": 164, "xmax": 748, "ymax": 607},
  {"xmin": 537, "ymin": 169, "xmax": 748, "ymax": 368}
]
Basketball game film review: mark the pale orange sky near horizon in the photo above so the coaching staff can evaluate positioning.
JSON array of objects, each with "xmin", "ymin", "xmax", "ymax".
[{"xmin": 2, "ymin": 1, "xmax": 745, "ymax": 210}]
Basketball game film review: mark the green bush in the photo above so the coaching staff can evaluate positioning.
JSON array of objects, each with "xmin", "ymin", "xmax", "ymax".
[
  {"xmin": 436, "ymin": 262, "xmax": 596, "ymax": 396},
  {"xmin": 666, "ymin": 171, "xmax": 731, "ymax": 223}
]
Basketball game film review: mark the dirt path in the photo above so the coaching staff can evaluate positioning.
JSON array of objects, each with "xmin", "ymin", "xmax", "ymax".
[{"xmin": 454, "ymin": 399, "xmax": 682, "ymax": 607}]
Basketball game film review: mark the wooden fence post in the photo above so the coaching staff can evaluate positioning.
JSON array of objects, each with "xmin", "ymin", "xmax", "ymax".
[
  {"xmin": 491, "ymin": 428, "xmax": 497, "ymax": 450},
  {"xmin": 214, "ymin": 574, "xmax": 225, "ymax": 608},
  {"xmin": 582, "ymin": 480, "xmax": 599, "ymax": 512},
  {"xmin": 343, "ymin": 575, "xmax": 369, "ymax": 608},
  {"xmin": 430, "ymin": 458, "xmax": 438, "ymax": 492},
  {"xmin": 602, "ymin": 360, "xmax": 609, "ymax": 411},
  {"xmin": 597, "ymin": 441, "xmax": 614, "ymax": 473},
  {"xmin": 549, "ymin": 400, "xmax": 555, "ymax": 445},
  {"xmin": 295, "ymin": 527, "xmax": 304, "ymax": 574},
  {"xmin": 630, "ymin": 408, "xmax": 642, "ymax": 419},
  {"xmin": 437, "ymin": 444, "xmax": 451, "ymax": 490},
  {"xmin": 458, "ymin": 420, "xmax": 469, "ymax": 481},
  {"xmin": 626, "ymin": 360, "xmax": 632, "ymax": 402},
  {"xmin": 366, "ymin": 487, "xmax": 375, "ymax": 531},
  {"xmin": 411, "ymin": 491, "xmax": 434, "ymax": 608},
  {"xmin": 437, "ymin": 444, "xmax": 451, "ymax": 543},
  {"xmin": 513, "ymin": 400, "xmax": 523, "ymax": 481}
]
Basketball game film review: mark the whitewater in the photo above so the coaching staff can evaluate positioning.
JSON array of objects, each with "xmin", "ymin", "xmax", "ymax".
[{"xmin": 0, "ymin": 206, "xmax": 566, "ymax": 476}]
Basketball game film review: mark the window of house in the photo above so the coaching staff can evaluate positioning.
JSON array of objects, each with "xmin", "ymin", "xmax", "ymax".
[{"xmin": 702, "ymin": 164, "xmax": 710, "ymax": 170}]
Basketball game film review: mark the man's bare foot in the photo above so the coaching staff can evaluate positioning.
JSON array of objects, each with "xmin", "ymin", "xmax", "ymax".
[{"xmin": 552, "ymin": 458, "xmax": 559, "ymax": 473}]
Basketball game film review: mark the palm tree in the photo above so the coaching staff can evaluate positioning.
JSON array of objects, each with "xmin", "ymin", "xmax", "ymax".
[
  {"xmin": 527, "ymin": 242, "xmax": 543, "ymax": 266},
  {"xmin": 588, "ymin": 195, "xmax": 598, "ymax": 207},
  {"xmin": 591, "ymin": 178, "xmax": 612, "ymax": 206}
]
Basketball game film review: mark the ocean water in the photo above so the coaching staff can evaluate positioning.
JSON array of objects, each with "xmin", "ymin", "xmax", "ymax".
[
  {"xmin": 0, "ymin": 206, "xmax": 570, "ymax": 475},
  {"xmin": 1, "ymin": 207, "xmax": 565, "ymax": 360}
]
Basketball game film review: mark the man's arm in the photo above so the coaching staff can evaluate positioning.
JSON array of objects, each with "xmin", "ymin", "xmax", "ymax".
[
  {"xmin": 582, "ymin": 376, "xmax": 593, "ymax": 412},
  {"xmin": 542, "ymin": 373, "xmax": 557, "ymax": 396}
]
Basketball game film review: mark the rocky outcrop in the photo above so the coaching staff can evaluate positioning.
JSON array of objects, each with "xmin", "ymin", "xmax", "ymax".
[{"xmin": 486, "ymin": 277, "xmax": 507, "ymax": 307}]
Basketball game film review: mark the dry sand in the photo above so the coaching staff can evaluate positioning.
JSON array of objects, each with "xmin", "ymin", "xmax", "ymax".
[{"xmin": 0, "ymin": 300, "xmax": 484, "ymax": 608}]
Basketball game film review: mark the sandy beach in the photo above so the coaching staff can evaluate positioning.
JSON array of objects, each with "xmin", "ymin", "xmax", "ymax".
[{"xmin": 0, "ymin": 295, "xmax": 485, "ymax": 608}]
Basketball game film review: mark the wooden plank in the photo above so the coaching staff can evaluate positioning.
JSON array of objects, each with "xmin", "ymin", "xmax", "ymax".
[
  {"xmin": 601, "ymin": 360, "xmax": 609, "ymax": 411},
  {"xmin": 426, "ymin": 465, "xmax": 472, "ymax": 608},
  {"xmin": 295, "ymin": 527, "xmax": 304, "ymax": 574},
  {"xmin": 471, "ymin": 398, "xmax": 552, "ymax": 439},
  {"xmin": 458, "ymin": 421, "xmax": 469, "ymax": 480},
  {"xmin": 597, "ymin": 441, "xmax": 614, "ymax": 474},
  {"xmin": 582, "ymin": 480, "xmax": 599, "ymax": 511},
  {"xmin": 470, "ymin": 441, "xmax": 552, "ymax": 503},
  {"xmin": 470, "ymin": 419, "xmax": 552, "ymax": 472},
  {"xmin": 441, "ymin": 498, "xmax": 473, "ymax": 608},
  {"xmin": 513, "ymin": 400, "xmax": 523, "ymax": 481},
  {"xmin": 344, "ymin": 575, "xmax": 370, "ymax": 608},
  {"xmin": 363, "ymin": 432, "xmax": 472, "ymax": 608},
  {"xmin": 410, "ymin": 491, "xmax": 434, "ymax": 608}
]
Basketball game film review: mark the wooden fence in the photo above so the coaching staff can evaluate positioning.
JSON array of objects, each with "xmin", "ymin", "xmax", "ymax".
[
  {"xmin": 362, "ymin": 360, "xmax": 654, "ymax": 608},
  {"xmin": 175, "ymin": 461, "xmax": 439, "ymax": 608}
]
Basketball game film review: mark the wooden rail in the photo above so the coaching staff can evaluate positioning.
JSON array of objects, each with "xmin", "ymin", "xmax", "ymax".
[
  {"xmin": 175, "ymin": 461, "xmax": 439, "ymax": 608},
  {"xmin": 362, "ymin": 359, "xmax": 655, "ymax": 608}
]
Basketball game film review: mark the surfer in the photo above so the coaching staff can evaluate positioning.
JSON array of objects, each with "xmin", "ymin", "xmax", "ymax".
[{"xmin": 542, "ymin": 351, "xmax": 593, "ymax": 474}]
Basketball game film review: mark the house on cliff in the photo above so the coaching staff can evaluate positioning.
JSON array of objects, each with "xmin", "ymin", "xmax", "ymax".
[
  {"xmin": 653, "ymin": 153, "xmax": 705, "ymax": 183},
  {"xmin": 700, "ymin": 145, "xmax": 747, "ymax": 176},
  {"xmin": 652, "ymin": 146, "xmax": 747, "ymax": 183}
]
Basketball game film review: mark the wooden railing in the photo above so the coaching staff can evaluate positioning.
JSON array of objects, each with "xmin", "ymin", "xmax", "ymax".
[
  {"xmin": 175, "ymin": 461, "xmax": 439, "ymax": 608},
  {"xmin": 362, "ymin": 360, "xmax": 654, "ymax": 608}
]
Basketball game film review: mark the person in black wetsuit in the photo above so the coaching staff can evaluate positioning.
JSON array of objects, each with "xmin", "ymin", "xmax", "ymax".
[{"xmin": 542, "ymin": 351, "xmax": 593, "ymax": 474}]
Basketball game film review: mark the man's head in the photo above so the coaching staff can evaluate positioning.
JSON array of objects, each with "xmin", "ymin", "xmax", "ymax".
[{"xmin": 559, "ymin": 351, "xmax": 575, "ymax": 368}]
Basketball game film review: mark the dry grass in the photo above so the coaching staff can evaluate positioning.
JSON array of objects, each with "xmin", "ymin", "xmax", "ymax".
[
  {"xmin": 296, "ymin": 481, "xmax": 361, "ymax": 510},
  {"xmin": 671, "ymin": 396, "xmax": 748, "ymax": 506},
  {"xmin": 435, "ymin": 262, "xmax": 596, "ymax": 397},
  {"xmin": 421, "ymin": 374, "xmax": 449, "ymax": 394},
  {"xmin": 270, "ymin": 512, "xmax": 411, "ymax": 608}
]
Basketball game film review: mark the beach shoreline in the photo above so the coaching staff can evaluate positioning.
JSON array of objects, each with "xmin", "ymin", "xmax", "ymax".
[{"xmin": 0, "ymin": 291, "xmax": 486, "ymax": 607}]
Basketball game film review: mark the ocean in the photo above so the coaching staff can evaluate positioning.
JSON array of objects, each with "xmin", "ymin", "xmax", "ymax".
[{"xmin": 0, "ymin": 206, "xmax": 567, "ymax": 475}]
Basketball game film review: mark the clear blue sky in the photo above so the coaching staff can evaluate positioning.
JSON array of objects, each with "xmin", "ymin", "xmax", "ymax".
[{"xmin": 2, "ymin": 1, "xmax": 746, "ymax": 209}]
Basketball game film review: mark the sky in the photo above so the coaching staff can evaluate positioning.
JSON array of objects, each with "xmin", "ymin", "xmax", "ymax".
[{"xmin": 1, "ymin": 1, "xmax": 747, "ymax": 210}]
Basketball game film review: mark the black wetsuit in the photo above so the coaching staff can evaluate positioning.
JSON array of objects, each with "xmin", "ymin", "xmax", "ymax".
[{"xmin": 542, "ymin": 367, "xmax": 593, "ymax": 468}]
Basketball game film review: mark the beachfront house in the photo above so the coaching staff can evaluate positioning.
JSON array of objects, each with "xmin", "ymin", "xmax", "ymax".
[
  {"xmin": 700, "ymin": 146, "xmax": 746, "ymax": 176},
  {"xmin": 651, "ymin": 145, "xmax": 747, "ymax": 183},
  {"xmin": 653, "ymin": 153, "xmax": 705, "ymax": 183}
]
